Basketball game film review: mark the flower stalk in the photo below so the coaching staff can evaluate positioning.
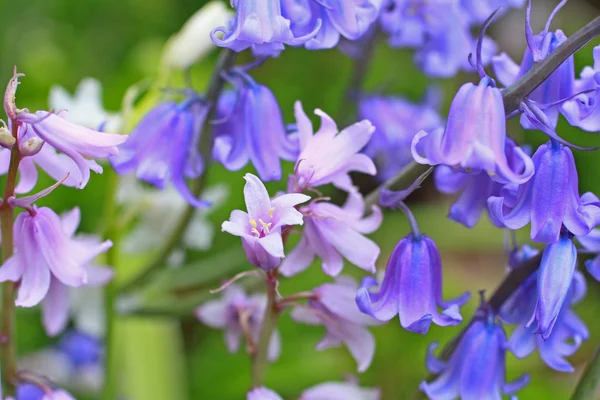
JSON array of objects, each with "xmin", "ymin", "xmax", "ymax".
[{"xmin": 251, "ymin": 270, "xmax": 279, "ymax": 388}]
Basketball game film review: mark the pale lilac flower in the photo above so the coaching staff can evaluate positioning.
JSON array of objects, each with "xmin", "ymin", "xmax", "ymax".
[
  {"xmin": 247, "ymin": 387, "xmax": 283, "ymax": 400},
  {"xmin": 0, "ymin": 207, "xmax": 112, "ymax": 308},
  {"xmin": 12, "ymin": 384, "xmax": 76, "ymax": 400},
  {"xmin": 213, "ymin": 82, "xmax": 298, "ymax": 182},
  {"xmin": 412, "ymin": 77, "xmax": 534, "ymax": 184},
  {"xmin": 300, "ymin": 381, "xmax": 380, "ymax": 400},
  {"xmin": 210, "ymin": 0, "xmax": 320, "ymax": 56},
  {"xmin": 111, "ymin": 99, "xmax": 209, "ymax": 207},
  {"xmin": 562, "ymin": 45, "xmax": 600, "ymax": 132},
  {"xmin": 421, "ymin": 308, "xmax": 529, "ymax": 399},
  {"xmin": 291, "ymin": 277, "xmax": 380, "ymax": 372},
  {"xmin": 576, "ymin": 228, "xmax": 600, "ymax": 281},
  {"xmin": 461, "ymin": 0, "xmax": 525, "ymax": 23},
  {"xmin": 359, "ymin": 94, "xmax": 442, "ymax": 182},
  {"xmin": 357, "ymin": 233, "xmax": 469, "ymax": 334},
  {"xmin": 488, "ymin": 141, "xmax": 600, "ymax": 243},
  {"xmin": 197, "ymin": 285, "xmax": 280, "ymax": 361},
  {"xmin": 291, "ymin": 101, "xmax": 375, "ymax": 192},
  {"xmin": 280, "ymin": 189, "xmax": 381, "ymax": 277},
  {"xmin": 40, "ymin": 208, "xmax": 114, "ymax": 337},
  {"xmin": 222, "ymin": 173, "xmax": 309, "ymax": 271}
]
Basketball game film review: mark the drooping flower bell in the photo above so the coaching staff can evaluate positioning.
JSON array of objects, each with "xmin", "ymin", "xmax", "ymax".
[
  {"xmin": 1, "ymin": 69, "xmax": 127, "ymax": 192},
  {"xmin": 197, "ymin": 284, "xmax": 280, "ymax": 361},
  {"xmin": 434, "ymin": 138, "xmax": 530, "ymax": 228},
  {"xmin": 38, "ymin": 207, "xmax": 114, "ymax": 337},
  {"xmin": 222, "ymin": 173, "xmax": 310, "ymax": 271},
  {"xmin": 210, "ymin": 0, "xmax": 321, "ymax": 56},
  {"xmin": 290, "ymin": 101, "xmax": 376, "ymax": 192},
  {"xmin": 488, "ymin": 140, "xmax": 600, "ymax": 243},
  {"xmin": 530, "ymin": 231, "xmax": 578, "ymax": 339},
  {"xmin": 493, "ymin": 1, "xmax": 574, "ymax": 129},
  {"xmin": 420, "ymin": 306, "xmax": 529, "ymax": 399},
  {"xmin": 412, "ymin": 77, "xmax": 534, "ymax": 184},
  {"xmin": 0, "ymin": 207, "xmax": 112, "ymax": 308},
  {"xmin": 359, "ymin": 93, "xmax": 442, "ymax": 182},
  {"xmin": 356, "ymin": 204, "xmax": 469, "ymax": 334},
  {"xmin": 291, "ymin": 277, "xmax": 380, "ymax": 372},
  {"xmin": 110, "ymin": 98, "xmax": 209, "ymax": 207},
  {"xmin": 562, "ymin": 45, "xmax": 600, "ymax": 132},
  {"xmin": 213, "ymin": 78, "xmax": 298, "ymax": 182},
  {"xmin": 280, "ymin": 189, "xmax": 382, "ymax": 277}
]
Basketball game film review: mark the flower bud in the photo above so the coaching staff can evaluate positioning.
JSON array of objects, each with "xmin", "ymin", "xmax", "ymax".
[
  {"xmin": 0, "ymin": 126, "xmax": 15, "ymax": 149},
  {"xmin": 19, "ymin": 137, "xmax": 44, "ymax": 156}
]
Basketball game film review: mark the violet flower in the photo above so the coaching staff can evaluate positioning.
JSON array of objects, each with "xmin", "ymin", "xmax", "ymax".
[
  {"xmin": 280, "ymin": 189, "xmax": 382, "ymax": 277},
  {"xmin": 420, "ymin": 308, "xmax": 529, "ymax": 399},
  {"xmin": 532, "ymin": 232, "xmax": 578, "ymax": 339},
  {"xmin": 300, "ymin": 381, "xmax": 380, "ymax": 400},
  {"xmin": 291, "ymin": 277, "xmax": 380, "ymax": 372},
  {"xmin": 13, "ymin": 384, "xmax": 76, "ymax": 400},
  {"xmin": 359, "ymin": 94, "xmax": 442, "ymax": 182},
  {"xmin": 412, "ymin": 77, "xmax": 534, "ymax": 184},
  {"xmin": 197, "ymin": 284, "xmax": 280, "ymax": 361},
  {"xmin": 488, "ymin": 140, "xmax": 600, "ymax": 243},
  {"xmin": 210, "ymin": 0, "xmax": 321, "ymax": 56},
  {"xmin": 562, "ymin": 45, "xmax": 600, "ymax": 132},
  {"xmin": 461, "ymin": 0, "xmax": 525, "ymax": 23},
  {"xmin": 2, "ymin": 71, "xmax": 126, "ymax": 192},
  {"xmin": 291, "ymin": 101, "xmax": 376, "ymax": 192},
  {"xmin": 213, "ymin": 81, "xmax": 298, "ymax": 182},
  {"xmin": 356, "ymin": 232, "xmax": 469, "ymax": 334},
  {"xmin": 111, "ymin": 99, "xmax": 209, "ymax": 207},
  {"xmin": 222, "ymin": 173, "xmax": 309, "ymax": 271},
  {"xmin": 247, "ymin": 387, "xmax": 282, "ymax": 400},
  {"xmin": 40, "ymin": 207, "xmax": 114, "ymax": 337},
  {"xmin": 434, "ymin": 138, "xmax": 531, "ymax": 228},
  {"xmin": 576, "ymin": 228, "xmax": 600, "ymax": 281},
  {"xmin": 0, "ymin": 207, "xmax": 112, "ymax": 308}
]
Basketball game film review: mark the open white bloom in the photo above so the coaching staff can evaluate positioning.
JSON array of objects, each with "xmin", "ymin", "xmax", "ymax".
[
  {"xmin": 162, "ymin": 1, "xmax": 232, "ymax": 69},
  {"xmin": 49, "ymin": 78, "xmax": 123, "ymax": 133}
]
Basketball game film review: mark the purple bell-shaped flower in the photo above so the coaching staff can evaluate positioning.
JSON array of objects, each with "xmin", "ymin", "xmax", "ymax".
[{"xmin": 562, "ymin": 45, "xmax": 600, "ymax": 132}]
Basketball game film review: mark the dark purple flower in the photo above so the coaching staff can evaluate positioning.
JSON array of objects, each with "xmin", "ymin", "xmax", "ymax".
[
  {"xmin": 488, "ymin": 140, "xmax": 600, "ymax": 243},
  {"xmin": 213, "ymin": 83, "xmax": 298, "ymax": 182},
  {"xmin": 291, "ymin": 277, "xmax": 380, "ymax": 372},
  {"xmin": 197, "ymin": 284, "xmax": 281, "ymax": 361},
  {"xmin": 222, "ymin": 173, "xmax": 309, "ymax": 271},
  {"xmin": 412, "ymin": 77, "xmax": 534, "ymax": 184},
  {"xmin": 356, "ymin": 233, "xmax": 469, "ymax": 334},
  {"xmin": 280, "ymin": 189, "xmax": 382, "ymax": 277},
  {"xmin": 291, "ymin": 101, "xmax": 375, "ymax": 192},
  {"xmin": 359, "ymin": 94, "xmax": 442, "ymax": 182},
  {"xmin": 110, "ymin": 99, "xmax": 209, "ymax": 207},
  {"xmin": 562, "ymin": 45, "xmax": 600, "ymax": 132},
  {"xmin": 210, "ymin": 0, "xmax": 321, "ymax": 56},
  {"xmin": 493, "ymin": 30, "xmax": 574, "ymax": 129},
  {"xmin": 533, "ymin": 233, "xmax": 578, "ymax": 339},
  {"xmin": 576, "ymin": 228, "xmax": 600, "ymax": 280},
  {"xmin": 0, "ymin": 207, "xmax": 112, "ymax": 308},
  {"xmin": 420, "ymin": 309, "xmax": 529, "ymax": 399}
]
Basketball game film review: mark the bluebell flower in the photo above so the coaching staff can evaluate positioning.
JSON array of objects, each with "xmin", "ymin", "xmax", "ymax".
[
  {"xmin": 502, "ymin": 258, "xmax": 589, "ymax": 373},
  {"xmin": 420, "ymin": 309, "xmax": 529, "ymax": 399},
  {"xmin": 460, "ymin": 0, "xmax": 525, "ymax": 23},
  {"xmin": 562, "ymin": 45, "xmax": 600, "ymax": 132},
  {"xmin": 213, "ymin": 83, "xmax": 299, "ymax": 182},
  {"xmin": 576, "ymin": 228, "xmax": 600, "ymax": 281},
  {"xmin": 56, "ymin": 331, "xmax": 103, "ymax": 368},
  {"xmin": 15, "ymin": 383, "xmax": 76, "ymax": 400},
  {"xmin": 488, "ymin": 140, "xmax": 600, "ymax": 243},
  {"xmin": 110, "ymin": 99, "xmax": 209, "ymax": 207},
  {"xmin": 356, "ymin": 233, "xmax": 469, "ymax": 334},
  {"xmin": 412, "ymin": 77, "xmax": 534, "ymax": 184},
  {"xmin": 300, "ymin": 381, "xmax": 380, "ymax": 400},
  {"xmin": 359, "ymin": 94, "xmax": 442, "ymax": 182},
  {"xmin": 210, "ymin": 0, "xmax": 321, "ymax": 56},
  {"xmin": 434, "ymin": 139, "xmax": 530, "ymax": 228},
  {"xmin": 247, "ymin": 387, "xmax": 283, "ymax": 400}
]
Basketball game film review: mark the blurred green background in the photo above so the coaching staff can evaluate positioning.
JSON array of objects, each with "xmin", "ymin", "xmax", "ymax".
[{"xmin": 1, "ymin": 0, "xmax": 600, "ymax": 399}]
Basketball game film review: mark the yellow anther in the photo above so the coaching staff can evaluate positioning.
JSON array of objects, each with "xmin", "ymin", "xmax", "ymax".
[
  {"xmin": 259, "ymin": 219, "xmax": 272, "ymax": 234},
  {"xmin": 251, "ymin": 228, "xmax": 260, "ymax": 237},
  {"xmin": 249, "ymin": 219, "xmax": 257, "ymax": 229},
  {"xmin": 269, "ymin": 207, "xmax": 275, "ymax": 218}
]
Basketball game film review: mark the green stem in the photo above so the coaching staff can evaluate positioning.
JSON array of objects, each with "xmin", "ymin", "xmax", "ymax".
[
  {"xmin": 101, "ymin": 168, "xmax": 121, "ymax": 400},
  {"xmin": 250, "ymin": 271, "xmax": 279, "ymax": 388},
  {"xmin": 571, "ymin": 345, "xmax": 600, "ymax": 400},
  {"xmin": 0, "ymin": 142, "xmax": 22, "ymax": 396},
  {"xmin": 120, "ymin": 49, "xmax": 238, "ymax": 293}
]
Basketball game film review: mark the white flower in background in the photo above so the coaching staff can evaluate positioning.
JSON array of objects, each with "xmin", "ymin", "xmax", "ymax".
[
  {"xmin": 161, "ymin": 1, "xmax": 232, "ymax": 69},
  {"xmin": 49, "ymin": 78, "xmax": 123, "ymax": 133},
  {"xmin": 117, "ymin": 175, "xmax": 229, "ymax": 264}
]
